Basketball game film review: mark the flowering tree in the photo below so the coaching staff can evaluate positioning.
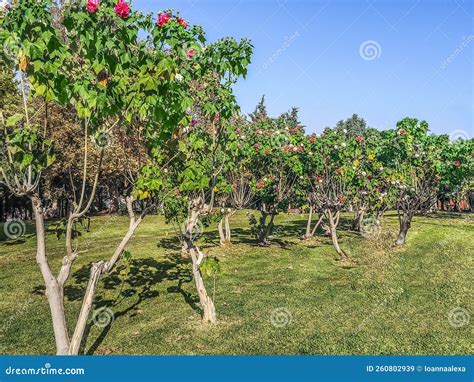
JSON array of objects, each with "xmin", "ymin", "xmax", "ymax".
[
  {"xmin": 140, "ymin": 39, "xmax": 252, "ymax": 323},
  {"xmin": 438, "ymin": 138, "xmax": 474, "ymax": 211},
  {"xmin": 382, "ymin": 118, "xmax": 445, "ymax": 246},
  {"xmin": 245, "ymin": 100, "xmax": 304, "ymax": 245},
  {"xmin": 0, "ymin": 0, "xmax": 248, "ymax": 352},
  {"xmin": 304, "ymin": 128, "xmax": 356, "ymax": 261}
]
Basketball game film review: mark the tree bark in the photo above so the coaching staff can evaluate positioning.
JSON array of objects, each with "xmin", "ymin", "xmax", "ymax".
[
  {"xmin": 224, "ymin": 213, "xmax": 231, "ymax": 242},
  {"xmin": 218, "ymin": 218, "xmax": 226, "ymax": 245},
  {"xmin": 31, "ymin": 196, "xmax": 70, "ymax": 355},
  {"xmin": 395, "ymin": 213, "xmax": 412, "ymax": 246},
  {"xmin": 183, "ymin": 206, "xmax": 217, "ymax": 323},
  {"xmin": 327, "ymin": 210, "xmax": 348, "ymax": 261},
  {"xmin": 303, "ymin": 206, "xmax": 313, "ymax": 239},
  {"xmin": 68, "ymin": 196, "xmax": 145, "ymax": 354},
  {"xmin": 352, "ymin": 206, "xmax": 366, "ymax": 232}
]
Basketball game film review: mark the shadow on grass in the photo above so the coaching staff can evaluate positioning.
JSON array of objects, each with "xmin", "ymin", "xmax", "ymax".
[{"xmin": 30, "ymin": 254, "xmax": 197, "ymax": 355}]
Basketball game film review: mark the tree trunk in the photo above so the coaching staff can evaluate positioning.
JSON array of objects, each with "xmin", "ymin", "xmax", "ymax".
[
  {"xmin": 303, "ymin": 207, "xmax": 313, "ymax": 239},
  {"xmin": 31, "ymin": 196, "xmax": 70, "ymax": 355},
  {"xmin": 68, "ymin": 197, "xmax": 144, "ymax": 354},
  {"xmin": 327, "ymin": 210, "xmax": 348, "ymax": 261},
  {"xmin": 257, "ymin": 210, "xmax": 275, "ymax": 245},
  {"xmin": 352, "ymin": 206, "xmax": 365, "ymax": 232},
  {"xmin": 395, "ymin": 213, "xmax": 412, "ymax": 246},
  {"xmin": 224, "ymin": 213, "xmax": 231, "ymax": 242},
  {"xmin": 218, "ymin": 218, "xmax": 226, "ymax": 245},
  {"xmin": 183, "ymin": 208, "xmax": 217, "ymax": 323}
]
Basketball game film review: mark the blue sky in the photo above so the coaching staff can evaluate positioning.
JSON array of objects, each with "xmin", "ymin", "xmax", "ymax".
[{"xmin": 134, "ymin": 0, "xmax": 473, "ymax": 136}]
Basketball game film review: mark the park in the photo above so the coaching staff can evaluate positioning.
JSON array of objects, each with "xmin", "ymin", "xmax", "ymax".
[{"xmin": 0, "ymin": 0, "xmax": 472, "ymax": 357}]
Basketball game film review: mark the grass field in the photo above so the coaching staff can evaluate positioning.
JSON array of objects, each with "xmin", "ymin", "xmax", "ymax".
[{"xmin": 0, "ymin": 211, "xmax": 472, "ymax": 355}]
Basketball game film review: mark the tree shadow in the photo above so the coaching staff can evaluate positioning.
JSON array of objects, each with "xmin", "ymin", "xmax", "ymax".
[{"xmin": 48, "ymin": 254, "xmax": 198, "ymax": 355}]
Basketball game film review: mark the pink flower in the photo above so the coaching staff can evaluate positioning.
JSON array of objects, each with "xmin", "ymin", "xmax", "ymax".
[
  {"xmin": 453, "ymin": 160, "xmax": 461, "ymax": 168},
  {"xmin": 158, "ymin": 13, "xmax": 171, "ymax": 27},
  {"xmin": 264, "ymin": 149, "xmax": 270, "ymax": 155},
  {"xmin": 86, "ymin": 0, "xmax": 99, "ymax": 13},
  {"xmin": 177, "ymin": 17, "xmax": 188, "ymax": 28},
  {"xmin": 309, "ymin": 136, "xmax": 316, "ymax": 144},
  {"xmin": 114, "ymin": 0, "xmax": 130, "ymax": 19},
  {"xmin": 355, "ymin": 135, "xmax": 363, "ymax": 143},
  {"xmin": 254, "ymin": 143, "xmax": 260, "ymax": 150},
  {"xmin": 186, "ymin": 48, "xmax": 195, "ymax": 59}
]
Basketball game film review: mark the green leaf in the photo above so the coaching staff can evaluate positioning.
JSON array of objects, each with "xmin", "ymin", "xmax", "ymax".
[{"xmin": 6, "ymin": 114, "xmax": 24, "ymax": 127}]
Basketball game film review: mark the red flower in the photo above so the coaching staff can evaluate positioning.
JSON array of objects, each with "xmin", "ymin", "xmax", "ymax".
[
  {"xmin": 355, "ymin": 135, "xmax": 363, "ymax": 143},
  {"xmin": 214, "ymin": 114, "xmax": 220, "ymax": 123},
  {"xmin": 114, "ymin": 0, "xmax": 130, "ymax": 18},
  {"xmin": 264, "ymin": 149, "xmax": 270, "ymax": 155},
  {"xmin": 177, "ymin": 17, "xmax": 188, "ymax": 28},
  {"xmin": 316, "ymin": 175, "xmax": 323, "ymax": 184},
  {"xmin": 86, "ymin": 0, "xmax": 99, "ymax": 13},
  {"xmin": 298, "ymin": 145, "xmax": 304, "ymax": 152},
  {"xmin": 254, "ymin": 143, "xmax": 260, "ymax": 150},
  {"xmin": 367, "ymin": 175, "xmax": 373, "ymax": 180},
  {"xmin": 186, "ymin": 49, "xmax": 195, "ymax": 59},
  {"xmin": 158, "ymin": 13, "xmax": 171, "ymax": 27},
  {"xmin": 309, "ymin": 136, "xmax": 316, "ymax": 144},
  {"xmin": 453, "ymin": 160, "xmax": 461, "ymax": 168},
  {"xmin": 336, "ymin": 168, "xmax": 342, "ymax": 175},
  {"xmin": 338, "ymin": 196, "xmax": 345, "ymax": 204}
]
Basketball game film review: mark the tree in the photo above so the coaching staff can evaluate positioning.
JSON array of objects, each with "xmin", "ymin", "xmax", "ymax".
[
  {"xmin": 1, "ymin": 0, "xmax": 243, "ymax": 353},
  {"xmin": 140, "ymin": 39, "xmax": 253, "ymax": 323},
  {"xmin": 246, "ymin": 101, "xmax": 304, "ymax": 245},
  {"xmin": 382, "ymin": 118, "xmax": 444, "ymax": 246}
]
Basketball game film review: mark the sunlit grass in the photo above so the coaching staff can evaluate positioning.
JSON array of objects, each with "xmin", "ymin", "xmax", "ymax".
[{"xmin": 0, "ymin": 211, "xmax": 472, "ymax": 355}]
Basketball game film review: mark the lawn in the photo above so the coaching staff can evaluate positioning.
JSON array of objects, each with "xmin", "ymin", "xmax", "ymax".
[{"xmin": 0, "ymin": 211, "xmax": 472, "ymax": 355}]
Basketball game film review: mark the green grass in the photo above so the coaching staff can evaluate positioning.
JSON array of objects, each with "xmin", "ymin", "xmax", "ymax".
[{"xmin": 0, "ymin": 211, "xmax": 472, "ymax": 355}]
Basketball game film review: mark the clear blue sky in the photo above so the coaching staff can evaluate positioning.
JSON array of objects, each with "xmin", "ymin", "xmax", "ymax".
[{"xmin": 134, "ymin": 0, "xmax": 473, "ymax": 136}]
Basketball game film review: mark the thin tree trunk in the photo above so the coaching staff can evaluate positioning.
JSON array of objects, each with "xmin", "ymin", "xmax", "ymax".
[
  {"xmin": 218, "ymin": 218, "xmax": 226, "ymax": 245},
  {"xmin": 31, "ymin": 195, "xmax": 70, "ymax": 355},
  {"xmin": 352, "ymin": 206, "xmax": 365, "ymax": 232},
  {"xmin": 327, "ymin": 210, "xmax": 348, "ymax": 261},
  {"xmin": 68, "ymin": 196, "xmax": 145, "ymax": 354},
  {"xmin": 395, "ymin": 213, "xmax": 412, "ymax": 246},
  {"xmin": 303, "ymin": 206, "xmax": 313, "ymax": 239},
  {"xmin": 183, "ymin": 206, "xmax": 217, "ymax": 323},
  {"xmin": 224, "ymin": 213, "xmax": 231, "ymax": 242},
  {"xmin": 310, "ymin": 213, "xmax": 324, "ymax": 237}
]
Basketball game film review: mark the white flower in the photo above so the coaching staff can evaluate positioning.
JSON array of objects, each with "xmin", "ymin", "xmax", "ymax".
[
  {"xmin": 361, "ymin": 171, "xmax": 367, "ymax": 177},
  {"xmin": 341, "ymin": 142, "xmax": 347, "ymax": 148},
  {"xmin": 164, "ymin": 168, "xmax": 168, "ymax": 174},
  {"xmin": 343, "ymin": 129, "xmax": 347, "ymax": 134},
  {"xmin": 316, "ymin": 134, "xmax": 321, "ymax": 138},
  {"xmin": 263, "ymin": 178, "xmax": 268, "ymax": 182},
  {"xmin": 221, "ymin": 208, "xmax": 225, "ymax": 213},
  {"xmin": 241, "ymin": 135, "xmax": 246, "ymax": 139},
  {"xmin": 414, "ymin": 153, "xmax": 420, "ymax": 158},
  {"xmin": 334, "ymin": 145, "xmax": 338, "ymax": 149},
  {"xmin": 227, "ymin": 208, "xmax": 232, "ymax": 213},
  {"xmin": 379, "ymin": 166, "xmax": 384, "ymax": 171},
  {"xmin": 309, "ymin": 151, "xmax": 313, "ymax": 156},
  {"xmin": 292, "ymin": 147, "xmax": 298, "ymax": 152},
  {"xmin": 299, "ymin": 176, "xmax": 304, "ymax": 180},
  {"xmin": 175, "ymin": 73, "xmax": 183, "ymax": 82}
]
